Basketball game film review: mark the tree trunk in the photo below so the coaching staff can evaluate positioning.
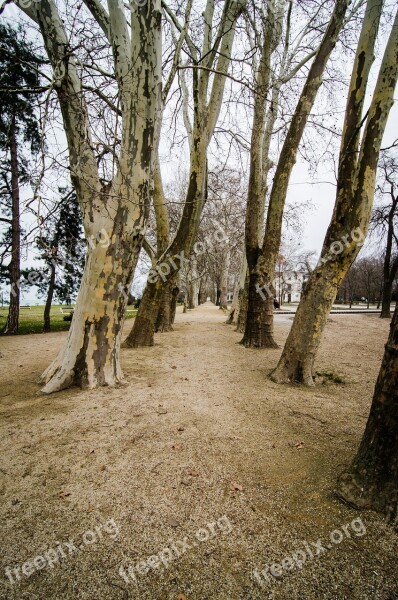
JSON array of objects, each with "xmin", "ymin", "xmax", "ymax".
[
  {"xmin": 40, "ymin": 223, "xmax": 141, "ymax": 392},
  {"xmin": 272, "ymin": 4, "xmax": 397, "ymax": 385},
  {"xmin": 4, "ymin": 113, "xmax": 21, "ymax": 335},
  {"xmin": 43, "ymin": 260, "xmax": 56, "ymax": 333},
  {"xmin": 219, "ymin": 247, "xmax": 230, "ymax": 310},
  {"xmin": 170, "ymin": 284, "xmax": 179, "ymax": 325},
  {"xmin": 243, "ymin": 0, "xmax": 349, "ymax": 348},
  {"xmin": 336, "ymin": 304, "xmax": 398, "ymax": 523},
  {"xmin": 227, "ymin": 242, "xmax": 246, "ymax": 325},
  {"xmin": 235, "ymin": 271, "xmax": 249, "ymax": 333},
  {"xmin": 215, "ymin": 288, "xmax": 221, "ymax": 306},
  {"xmin": 18, "ymin": 0, "xmax": 162, "ymax": 392},
  {"xmin": 123, "ymin": 0, "xmax": 244, "ymax": 348},
  {"xmin": 123, "ymin": 280, "xmax": 159, "ymax": 348},
  {"xmin": 270, "ymin": 261, "xmax": 345, "ymax": 385},
  {"xmin": 381, "ymin": 278, "xmax": 394, "ymax": 318},
  {"xmin": 241, "ymin": 271, "xmax": 278, "ymax": 348},
  {"xmin": 155, "ymin": 279, "xmax": 173, "ymax": 332}
]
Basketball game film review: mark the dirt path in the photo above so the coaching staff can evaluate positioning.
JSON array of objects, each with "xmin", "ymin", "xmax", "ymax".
[{"xmin": 0, "ymin": 303, "xmax": 397, "ymax": 599}]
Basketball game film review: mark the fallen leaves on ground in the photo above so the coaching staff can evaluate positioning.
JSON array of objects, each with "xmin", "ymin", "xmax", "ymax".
[{"xmin": 230, "ymin": 482, "xmax": 243, "ymax": 491}]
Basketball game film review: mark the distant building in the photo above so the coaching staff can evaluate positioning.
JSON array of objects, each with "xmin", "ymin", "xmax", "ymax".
[
  {"xmin": 226, "ymin": 268, "xmax": 309, "ymax": 304},
  {"xmin": 274, "ymin": 269, "xmax": 308, "ymax": 303}
]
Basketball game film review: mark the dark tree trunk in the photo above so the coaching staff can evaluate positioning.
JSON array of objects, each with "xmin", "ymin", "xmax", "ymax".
[
  {"xmin": 240, "ymin": 272, "xmax": 278, "ymax": 348},
  {"xmin": 381, "ymin": 252, "xmax": 398, "ymax": 318},
  {"xmin": 381, "ymin": 279, "xmax": 394, "ymax": 317},
  {"xmin": 170, "ymin": 285, "xmax": 179, "ymax": 325},
  {"xmin": 336, "ymin": 303, "xmax": 398, "ymax": 523},
  {"xmin": 3, "ymin": 114, "xmax": 21, "ymax": 335},
  {"xmin": 215, "ymin": 288, "xmax": 221, "ymax": 306},
  {"xmin": 43, "ymin": 260, "xmax": 56, "ymax": 332},
  {"xmin": 155, "ymin": 281, "xmax": 173, "ymax": 332},
  {"xmin": 124, "ymin": 281, "xmax": 159, "ymax": 347}
]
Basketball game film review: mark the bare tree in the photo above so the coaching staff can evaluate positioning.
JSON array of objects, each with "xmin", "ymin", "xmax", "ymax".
[
  {"xmin": 272, "ymin": 1, "xmax": 398, "ymax": 385},
  {"xmin": 12, "ymin": 0, "xmax": 162, "ymax": 392},
  {"xmin": 123, "ymin": 0, "xmax": 245, "ymax": 347},
  {"xmin": 371, "ymin": 150, "xmax": 398, "ymax": 317},
  {"xmin": 242, "ymin": 0, "xmax": 350, "ymax": 348}
]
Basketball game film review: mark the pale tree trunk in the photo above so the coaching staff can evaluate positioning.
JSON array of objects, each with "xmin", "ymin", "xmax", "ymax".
[
  {"xmin": 242, "ymin": 0, "xmax": 350, "ymax": 348},
  {"xmin": 18, "ymin": 0, "xmax": 162, "ymax": 391},
  {"xmin": 4, "ymin": 113, "xmax": 21, "ymax": 335},
  {"xmin": 227, "ymin": 242, "xmax": 246, "ymax": 324},
  {"xmin": 272, "ymin": 3, "xmax": 398, "ymax": 385},
  {"xmin": 236, "ymin": 269, "xmax": 249, "ymax": 333},
  {"xmin": 219, "ymin": 247, "xmax": 230, "ymax": 309},
  {"xmin": 124, "ymin": 0, "xmax": 244, "ymax": 347},
  {"xmin": 41, "ymin": 225, "xmax": 140, "ymax": 391},
  {"xmin": 336, "ymin": 304, "xmax": 398, "ymax": 523}
]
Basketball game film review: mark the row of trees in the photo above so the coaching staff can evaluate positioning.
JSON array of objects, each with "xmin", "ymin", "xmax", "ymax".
[{"xmin": 1, "ymin": 0, "xmax": 398, "ymax": 521}]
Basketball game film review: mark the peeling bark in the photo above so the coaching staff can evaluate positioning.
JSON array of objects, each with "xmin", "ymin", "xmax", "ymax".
[
  {"xmin": 243, "ymin": 0, "xmax": 350, "ymax": 348},
  {"xmin": 17, "ymin": 0, "xmax": 162, "ymax": 391},
  {"xmin": 124, "ymin": 0, "xmax": 244, "ymax": 348},
  {"xmin": 272, "ymin": 2, "xmax": 398, "ymax": 385}
]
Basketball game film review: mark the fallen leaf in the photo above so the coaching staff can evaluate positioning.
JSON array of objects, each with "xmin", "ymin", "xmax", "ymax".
[
  {"xmin": 295, "ymin": 441, "xmax": 304, "ymax": 449},
  {"xmin": 177, "ymin": 427, "xmax": 185, "ymax": 432},
  {"xmin": 177, "ymin": 594, "xmax": 187, "ymax": 600},
  {"xmin": 87, "ymin": 506, "xmax": 95, "ymax": 512},
  {"xmin": 99, "ymin": 465, "xmax": 106, "ymax": 471},
  {"xmin": 89, "ymin": 449, "xmax": 95, "ymax": 454},
  {"xmin": 157, "ymin": 407, "xmax": 168, "ymax": 415},
  {"xmin": 59, "ymin": 491, "xmax": 71, "ymax": 498},
  {"xmin": 171, "ymin": 365, "xmax": 177, "ymax": 369},
  {"xmin": 188, "ymin": 470, "xmax": 200, "ymax": 477},
  {"xmin": 167, "ymin": 516, "xmax": 179, "ymax": 527},
  {"xmin": 230, "ymin": 483, "xmax": 243, "ymax": 491},
  {"xmin": 172, "ymin": 443, "xmax": 183, "ymax": 450}
]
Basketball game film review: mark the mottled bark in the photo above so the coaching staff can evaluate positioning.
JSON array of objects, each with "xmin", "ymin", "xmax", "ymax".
[
  {"xmin": 336, "ymin": 304, "xmax": 398, "ymax": 523},
  {"xmin": 17, "ymin": 0, "xmax": 162, "ymax": 391},
  {"xmin": 235, "ymin": 270, "xmax": 249, "ymax": 333},
  {"xmin": 226, "ymin": 241, "xmax": 246, "ymax": 325},
  {"xmin": 155, "ymin": 278, "xmax": 174, "ymax": 332},
  {"xmin": 124, "ymin": 0, "xmax": 244, "ymax": 347},
  {"xmin": 243, "ymin": 0, "xmax": 350, "ymax": 348},
  {"xmin": 3, "ymin": 114, "xmax": 20, "ymax": 335},
  {"xmin": 241, "ymin": 272, "xmax": 277, "ymax": 348},
  {"xmin": 272, "ymin": 2, "xmax": 397, "ymax": 385},
  {"xmin": 219, "ymin": 247, "xmax": 230, "ymax": 309}
]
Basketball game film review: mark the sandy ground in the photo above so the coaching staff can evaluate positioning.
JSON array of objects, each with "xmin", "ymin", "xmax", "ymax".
[{"xmin": 0, "ymin": 303, "xmax": 397, "ymax": 600}]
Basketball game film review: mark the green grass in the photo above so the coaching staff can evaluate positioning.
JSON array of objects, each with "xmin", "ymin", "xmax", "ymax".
[{"xmin": 0, "ymin": 304, "xmax": 137, "ymax": 335}]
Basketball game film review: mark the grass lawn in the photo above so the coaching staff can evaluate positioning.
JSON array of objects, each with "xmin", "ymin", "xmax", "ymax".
[{"xmin": 0, "ymin": 304, "xmax": 137, "ymax": 335}]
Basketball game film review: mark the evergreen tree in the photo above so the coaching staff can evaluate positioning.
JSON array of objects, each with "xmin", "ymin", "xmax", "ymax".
[{"xmin": 0, "ymin": 22, "xmax": 42, "ymax": 333}]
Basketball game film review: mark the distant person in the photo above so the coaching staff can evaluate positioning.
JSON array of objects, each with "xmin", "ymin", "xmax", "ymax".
[
  {"xmin": 66, "ymin": 296, "xmax": 71, "ymax": 306},
  {"xmin": 273, "ymin": 298, "xmax": 280, "ymax": 309}
]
